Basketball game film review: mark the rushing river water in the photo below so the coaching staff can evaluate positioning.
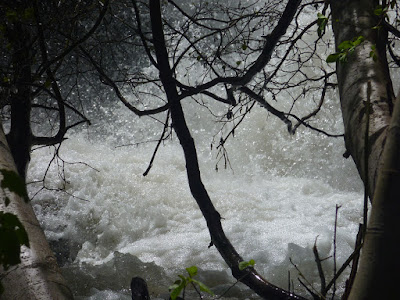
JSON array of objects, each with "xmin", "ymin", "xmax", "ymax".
[
  {"xmin": 27, "ymin": 90, "xmax": 363, "ymax": 299},
  {"xmin": 26, "ymin": 1, "xmax": 364, "ymax": 299}
]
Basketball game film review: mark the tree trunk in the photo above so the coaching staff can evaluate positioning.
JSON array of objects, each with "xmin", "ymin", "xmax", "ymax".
[
  {"xmin": 330, "ymin": 1, "xmax": 400, "ymax": 298},
  {"xmin": 331, "ymin": 0, "xmax": 394, "ymax": 198},
  {"xmin": 0, "ymin": 123, "xmax": 73, "ymax": 299},
  {"xmin": 348, "ymin": 80, "xmax": 400, "ymax": 300},
  {"xmin": 5, "ymin": 1, "xmax": 34, "ymax": 180}
]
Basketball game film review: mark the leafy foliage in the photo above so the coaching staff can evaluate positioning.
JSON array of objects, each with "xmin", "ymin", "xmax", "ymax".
[
  {"xmin": 169, "ymin": 266, "xmax": 214, "ymax": 300},
  {"xmin": 369, "ymin": 44, "xmax": 378, "ymax": 61},
  {"xmin": 239, "ymin": 259, "xmax": 255, "ymax": 271},
  {"xmin": 326, "ymin": 36, "xmax": 365, "ymax": 63},
  {"xmin": 317, "ymin": 13, "xmax": 328, "ymax": 37}
]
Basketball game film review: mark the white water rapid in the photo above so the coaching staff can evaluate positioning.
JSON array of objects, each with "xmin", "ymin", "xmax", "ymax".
[
  {"xmin": 27, "ymin": 2, "xmax": 364, "ymax": 299},
  {"xmin": 28, "ymin": 89, "xmax": 363, "ymax": 299}
]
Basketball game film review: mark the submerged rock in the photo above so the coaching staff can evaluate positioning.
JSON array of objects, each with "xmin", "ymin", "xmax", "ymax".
[
  {"xmin": 131, "ymin": 277, "xmax": 150, "ymax": 300},
  {"xmin": 61, "ymin": 251, "xmax": 169, "ymax": 298}
]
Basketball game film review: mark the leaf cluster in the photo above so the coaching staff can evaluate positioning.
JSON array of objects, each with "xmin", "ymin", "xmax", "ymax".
[
  {"xmin": 169, "ymin": 266, "xmax": 214, "ymax": 300},
  {"xmin": 238, "ymin": 259, "xmax": 255, "ymax": 271},
  {"xmin": 326, "ymin": 36, "xmax": 365, "ymax": 63},
  {"xmin": 374, "ymin": 1, "xmax": 397, "ymax": 17}
]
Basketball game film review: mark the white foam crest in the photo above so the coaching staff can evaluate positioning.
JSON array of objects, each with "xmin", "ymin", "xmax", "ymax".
[{"xmin": 29, "ymin": 113, "xmax": 363, "ymax": 298}]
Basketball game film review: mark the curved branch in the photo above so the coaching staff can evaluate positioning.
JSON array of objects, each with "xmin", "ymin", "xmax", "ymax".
[
  {"xmin": 170, "ymin": 0, "xmax": 302, "ymax": 97},
  {"xmin": 79, "ymin": 46, "xmax": 169, "ymax": 116},
  {"xmin": 388, "ymin": 43, "xmax": 400, "ymax": 67},
  {"xmin": 149, "ymin": 1, "xmax": 306, "ymax": 299},
  {"xmin": 131, "ymin": 0, "xmax": 158, "ymax": 68},
  {"xmin": 240, "ymin": 86, "xmax": 293, "ymax": 132},
  {"xmin": 234, "ymin": 0, "xmax": 302, "ymax": 86},
  {"xmin": 291, "ymin": 72, "xmax": 333, "ymax": 133},
  {"xmin": 36, "ymin": 0, "xmax": 110, "ymax": 77},
  {"xmin": 33, "ymin": 0, "xmax": 66, "ymax": 143},
  {"xmin": 384, "ymin": 20, "xmax": 400, "ymax": 38}
]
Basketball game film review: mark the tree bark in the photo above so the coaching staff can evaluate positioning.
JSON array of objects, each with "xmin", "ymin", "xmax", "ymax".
[
  {"xmin": 330, "ymin": 0, "xmax": 400, "ymax": 298},
  {"xmin": 149, "ymin": 1, "xmax": 305, "ymax": 299},
  {"xmin": 331, "ymin": 0, "xmax": 394, "ymax": 198},
  {"xmin": 347, "ymin": 81, "xmax": 400, "ymax": 300},
  {"xmin": 5, "ymin": 9, "xmax": 33, "ymax": 180},
  {"xmin": 0, "ymin": 123, "xmax": 73, "ymax": 299}
]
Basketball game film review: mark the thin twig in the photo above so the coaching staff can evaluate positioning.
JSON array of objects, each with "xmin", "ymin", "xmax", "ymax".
[
  {"xmin": 143, "ymin": 111, "xmax": 170, "ymax": 176},
  {"xmin": 341, "ymin": 224, "xmax": 363, "ymax": 300},
  {"xmin": 298, "ymin": 278, "xmax": 320, "ymax": 300},
  {"xmin": 313, "ymin": 237, "xmax": 326, "ymax": 295},
  {"xmin": 331, "ymin": 204, "xmax": 342, "ymax": 299},
  {"xmin": 290, "ymin": 258, "xmax": 322, "ymax": 299}
]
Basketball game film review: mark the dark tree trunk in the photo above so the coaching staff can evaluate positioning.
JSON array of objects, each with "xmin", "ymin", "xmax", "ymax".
[{"xmin": 5, "ymin": 3, "xmax": 33, "ymax": 180}]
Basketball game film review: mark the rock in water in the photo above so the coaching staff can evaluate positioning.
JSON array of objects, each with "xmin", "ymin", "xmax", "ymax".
[{"xmin": 131, "ymin": 277, "xmax": 150, "ymax": 300}]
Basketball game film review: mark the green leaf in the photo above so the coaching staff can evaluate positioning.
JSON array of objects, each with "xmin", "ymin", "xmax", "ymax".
[
  {"xmin": 168, "ymin": 279, "xmax": 182, "ymax": 291},
  {"xmin": 317, "ymin": 13, "xmax": 328, "ymax": 37},
  {"xmin": 373, "ymin": 4, "xmax": 388, "ymax": 16},
  {"xmin": 236, "ymin": 61, "xmax": 242, "ymax": 66},
  {"xmin": 338, "ymin": 52, "xmax": 348, "ymax": 62},
  {"xmin": 0, "ymin": 169, "xmax": 29, "ymax": 202},
  {"xmin": 338, "ymin": 40, "xmax": 353, "ymax": 50},
  {"xmin": 192, "ymin": 279, "xmax": 214, "ymax": 295},
  {"xmin": 369, "ymin": 50, "xmax": 378, "ymax": 61},
  {"xmin": 239, "ymin": 259, "xmax": 255, "ymax": 271},
  {"xmin": 374, "ymin": 7, "xmax": 384, "ymax": 15},
  {"xmin": 169, "ymin": 280, "xmax": 185, "ymax": 300},
  {"xmin": 241, "ymin": 43, "xmax": 248, "ymax": 50},
  {"xmin": 326, "ymin": 53, "xmax": 340, "ymax": 63},
  {"xmin": 352, "ymin": 35, "xmax": 365, "ymax": 46},
  {"xmin": 186, "ymin": 265, "xmax": 198, "ymax": 278}
]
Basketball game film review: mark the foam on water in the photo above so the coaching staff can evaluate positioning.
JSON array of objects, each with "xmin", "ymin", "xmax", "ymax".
[
  {"xmin": 28, "ymin": 92, "xmax": 363, "ymax": 299},
  {"xmin": 26, "ymin": 2, "xmax": 363, "ymax": 297}
]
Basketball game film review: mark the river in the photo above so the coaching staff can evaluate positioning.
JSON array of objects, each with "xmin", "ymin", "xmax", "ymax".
[{"xmin": 27, "ymin": 1, "xmax": 364, "ymax": 299}]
